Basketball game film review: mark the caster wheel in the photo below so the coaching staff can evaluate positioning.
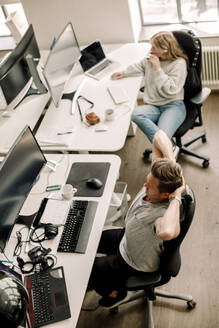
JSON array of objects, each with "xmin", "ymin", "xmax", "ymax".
[
  {"xmin": 143, "ymin": 149, "xmax": 152, "ymax": 159},
  {"xmin": 110, "ymin": 307, "xmax": 118, "ymax": 315},
  {"xmin": 202, "ymin": 136, "xmax": 207, "ymax": 143},
  {"xmin": 187, "ymin": 300, "xmax": 196, "ymax": 310},
  {"xmin": 202, "ymin": 160, "xmax": 209, "ymax": 168}
]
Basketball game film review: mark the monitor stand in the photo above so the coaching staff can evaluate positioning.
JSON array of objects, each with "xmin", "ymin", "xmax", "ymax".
[
  {"xmin": 26, "ymin": 54, "xmax": 47, "ymax": 95},
  {"xmin": 61, "ymin": 91, "xmax": 76, "ymax": 101},
  {"xmin": 16, "ymin": 213, "xmax": 37, "ymax": 228}
]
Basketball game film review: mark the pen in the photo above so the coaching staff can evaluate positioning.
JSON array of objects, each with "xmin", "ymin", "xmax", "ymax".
[
  {"xmin": 0, "ymin": 260, "xmax": 13, "ymax": 264},
  {"xmin": 57, "ymin": 131, "xmax": 73, "ymax": 135}
]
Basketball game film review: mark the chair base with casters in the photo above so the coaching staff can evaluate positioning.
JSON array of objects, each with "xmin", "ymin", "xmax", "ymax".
[{"xmin": 109, "ymin": 273, "xmax": 196, "ymax": 328}]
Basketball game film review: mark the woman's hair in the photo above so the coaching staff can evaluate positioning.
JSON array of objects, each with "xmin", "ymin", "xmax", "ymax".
[
  {"xmin": 151, "ymin": 31, "xmax": 188, "ymax": 64},
  {"xmin": 151, "ymin": 158, "xmax": 183, "ymax": 194}
]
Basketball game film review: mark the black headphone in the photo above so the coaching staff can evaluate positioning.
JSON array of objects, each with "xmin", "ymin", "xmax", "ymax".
[
  {"xmin": 17, "ymin": 247, "xmax": 55, "ymax": 274},
  {"xmin": 30, "ymin": 223, "xmax": 58, "ymax": 243}
]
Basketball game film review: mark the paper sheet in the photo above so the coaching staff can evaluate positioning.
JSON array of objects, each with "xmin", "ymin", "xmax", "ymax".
[{"xmin": 37, "ymin": 125, "xmax": 75, "ymax": 146}]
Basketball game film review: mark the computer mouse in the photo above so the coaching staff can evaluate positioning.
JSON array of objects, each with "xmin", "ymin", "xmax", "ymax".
[{"xmin": 86, "ymin": 178, "xmax": 103, "ymax": 189}]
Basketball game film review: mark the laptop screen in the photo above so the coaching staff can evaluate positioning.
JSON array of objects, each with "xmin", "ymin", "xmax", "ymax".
[{"xmin": 79, "ymin": 41, "xmax": 105, "ymax": 72}]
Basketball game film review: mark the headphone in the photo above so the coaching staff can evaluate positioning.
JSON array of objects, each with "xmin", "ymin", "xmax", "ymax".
[
  {"xmin": 17, "ymin": 246, "xmax": 55, "ymax": 274},
  {"xmin": 30, "ymin": 223, "xmax": 58, "ymax": 243}
]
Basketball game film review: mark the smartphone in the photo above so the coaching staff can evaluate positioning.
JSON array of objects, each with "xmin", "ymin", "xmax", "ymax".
[{"xmin": 46, "ymin": 184, "xmax": 61, "ymax": 192}]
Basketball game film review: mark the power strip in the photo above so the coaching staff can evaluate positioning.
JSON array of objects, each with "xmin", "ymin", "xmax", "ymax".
[{"xmin": 107, "ymin": 85, "xmax": 129, "ymax": 104}]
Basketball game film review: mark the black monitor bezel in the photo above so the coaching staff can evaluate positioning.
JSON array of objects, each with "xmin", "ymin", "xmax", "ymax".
[
  {"xmin": 0, "ymin": 126, "xmax": 47, "ymax": 252},
  {"xmin": 0, "ymin": 24, "xmax": 41, "ymax": 106},
  {"xmin": 0, "ymin": 24, "xmax": 40, "ymax": 78}
]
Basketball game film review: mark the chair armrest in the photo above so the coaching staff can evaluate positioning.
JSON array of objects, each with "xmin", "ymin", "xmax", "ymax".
[
  {"xmin": 190, "ymin": 87, "xmax": 211, "ymax": 104},
  {"xmin": 126, "ymin": 271, "xmax": 161, "ymax": 290}
]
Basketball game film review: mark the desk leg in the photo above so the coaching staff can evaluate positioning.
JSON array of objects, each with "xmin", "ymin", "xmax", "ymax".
[{"xmin": 127, "ymin": 122, "xmax": 137, "ymax": 137}]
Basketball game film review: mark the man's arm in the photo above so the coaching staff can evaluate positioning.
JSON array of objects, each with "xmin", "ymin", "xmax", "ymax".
[
  {"xmin": 155, "ymin": 181, "xmax": 185, "ymax": 240},
  {"xmin": 152, "ymin": 129, "xmax": 175, "ymax": 162}
]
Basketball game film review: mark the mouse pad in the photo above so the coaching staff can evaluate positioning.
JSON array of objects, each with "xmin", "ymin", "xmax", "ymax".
[{"xmin": 66, "ymin": 162, "xmax": 111, "ymax": 197}]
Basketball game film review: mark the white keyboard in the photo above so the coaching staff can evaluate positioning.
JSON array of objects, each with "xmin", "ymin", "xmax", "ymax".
[{"xmin": 107, "ymin": 85, "xmax": 129, "ymax": 104}]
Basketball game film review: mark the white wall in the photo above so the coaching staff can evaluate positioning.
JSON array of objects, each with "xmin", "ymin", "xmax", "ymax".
[
  {"xmin": 128, "ymin": 0, "xmax": 141, "ymax": 42},
  {"xmin": 21, "ymin": 0, "xmax": 141, "ymax": 50}
]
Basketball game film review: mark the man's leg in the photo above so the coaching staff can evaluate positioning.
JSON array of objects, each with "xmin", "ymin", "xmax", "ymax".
[
  {"xmin": 88, "ymin": 228, "xmax": 125, "ymax": 296},
  {"xmin": 97, "ymin": 228, "xmax": 125, "ymax": 255}
]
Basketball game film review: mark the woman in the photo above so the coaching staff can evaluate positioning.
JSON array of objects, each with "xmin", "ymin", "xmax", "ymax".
[{"xmin": 111, "ymin": 31, "xmax": 188, "ymax": 147}]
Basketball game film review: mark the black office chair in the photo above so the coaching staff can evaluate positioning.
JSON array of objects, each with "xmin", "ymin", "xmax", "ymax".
[
  {"xmin": 143, "ymin": 30, "xmax": 211, "ymax": 168},
  {"xmin": 109, "ymin": 185, "xmax": 196, "ymax": 328}
]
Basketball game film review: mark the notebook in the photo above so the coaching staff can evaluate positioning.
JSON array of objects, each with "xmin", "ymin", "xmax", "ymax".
[{"xmin": 79, "ymin": 41, "xmax": 120, "ymax": 80}]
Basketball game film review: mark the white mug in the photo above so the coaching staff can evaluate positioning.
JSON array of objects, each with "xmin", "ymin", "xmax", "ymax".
[
  {"xmin": 62, "ymin": 184, "xmax": 77, "ymax": 200},
  {"xmin": 105, "ymin": 108, "xmax": 115, "ymax": 121}
]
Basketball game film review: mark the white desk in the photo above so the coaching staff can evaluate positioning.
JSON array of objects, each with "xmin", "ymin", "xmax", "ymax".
[
  {"xmin": 36, "ymin": 43, "xmax": 149, "ymax": 152},
  {"xmin": 0, "ymin": 91, "xmax": 50, "ymax": 154},
  {"xmin": 3, "ymin": 153, "xmax": 121, "ymax": 328}
]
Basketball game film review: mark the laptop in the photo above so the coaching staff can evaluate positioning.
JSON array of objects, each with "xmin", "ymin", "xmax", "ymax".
[
  {"xmin": 25, "ymin": 266, "xmax": 71, "ymax": 327},
  {"xmin": 79, "ymin": 40, "xmax": 120, "ymax": 80}
]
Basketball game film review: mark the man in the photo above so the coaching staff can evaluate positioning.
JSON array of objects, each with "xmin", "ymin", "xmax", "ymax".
[{"xmin": 88, "ymin": 129, "xmax": 185, "ymax": 308}]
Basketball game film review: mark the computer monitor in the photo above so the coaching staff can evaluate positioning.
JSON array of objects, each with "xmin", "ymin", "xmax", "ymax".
[
  {"xmin": 0, "ymin": 24, "xmax": 46, "ymax": 112},
  {"xmin": 0, "ymin": 126, "xmax": 47, "ymax": 252},
  {"xmin": 42, "ymin": 22, "xmax": 81, "ymax": 107}
]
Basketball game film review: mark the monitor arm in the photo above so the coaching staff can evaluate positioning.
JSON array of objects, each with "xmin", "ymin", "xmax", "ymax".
[{"xmin": 26, "ymin": 54, "xmax": 47, "ymax": 94}]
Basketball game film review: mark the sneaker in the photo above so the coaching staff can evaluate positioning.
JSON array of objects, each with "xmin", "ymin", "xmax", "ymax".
[{"xmin": 99, "ymin": 290, "xmax": 129, "ymax": 308}]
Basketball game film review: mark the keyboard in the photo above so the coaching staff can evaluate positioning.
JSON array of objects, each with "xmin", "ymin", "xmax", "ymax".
[
  {"xmin": 25, "ymin": 266, "xmax": 71, "ymax": 328},
  {"xmin": 57, "ymin": 199, "xmax": 98, "ymax": 253},
  {"xmin": 88, "ymin": 59, "xmax": 111, "ymax": 75},
  {"xmin": 107, "ymin": 85, "xmax": 129, "ymax": 104}
]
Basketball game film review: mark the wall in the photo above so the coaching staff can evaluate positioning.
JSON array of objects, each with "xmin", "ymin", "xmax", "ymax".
[{"xmin": 21, "ymin": 0, "xmax": 141, "ymax": 50}]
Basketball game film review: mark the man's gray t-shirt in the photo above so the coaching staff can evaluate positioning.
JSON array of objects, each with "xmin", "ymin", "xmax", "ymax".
[{"xmin": 119, "ymin": 187, "xmax": 169, "ymax": 272}]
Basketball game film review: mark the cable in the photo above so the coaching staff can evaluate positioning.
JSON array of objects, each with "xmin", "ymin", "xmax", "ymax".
[
  {"xmin": 30, "ymin": 152, "xmax": 66, "ymax": 195},
  {"xmin": 0, "ymin": 245, "xmax": 20, "ymax": 271}
]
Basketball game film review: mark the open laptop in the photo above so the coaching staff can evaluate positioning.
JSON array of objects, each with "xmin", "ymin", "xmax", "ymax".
[{"xmin": 79, "ymin": 40, "xmax": 120, "ymax": 80}]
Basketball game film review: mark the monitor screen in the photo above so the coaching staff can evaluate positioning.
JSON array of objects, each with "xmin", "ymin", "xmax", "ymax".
[
  {"xmin": 0, "ymin": 24, "xmax": 41, "ymax": 110},
  {"xmin": 0, "ymin": 126, "xmax": 47, "ymax": 252},
  {"xmin": 43, "ymin": 22, "xmax": 81, "ymax": 107}
]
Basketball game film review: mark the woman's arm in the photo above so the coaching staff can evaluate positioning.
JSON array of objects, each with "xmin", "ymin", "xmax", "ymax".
[
  {"xmin": 153, "ymin": 58, "xmax": 187, "ymax": 97},
  {"xmin": 111, "ymin": 57, "xmax": 146, "ymax": 80}
]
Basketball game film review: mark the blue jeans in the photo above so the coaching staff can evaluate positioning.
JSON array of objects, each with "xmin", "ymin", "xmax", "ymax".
[{"xmin": 131, "ymin": 100, "xmax": 186, "ymax": 143}]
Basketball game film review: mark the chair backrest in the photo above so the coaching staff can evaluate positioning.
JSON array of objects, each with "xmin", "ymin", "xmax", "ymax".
[
  {"xmin": 158, "ymin": 185, "xmax": 196, "ymax": 285},
  {"xmin": 173, "ymin": 29, "xmax": 202, "ymax": 101},
  {"xmin": 172, "ymin": 30, "xmax": 203, "ymax": 138}
]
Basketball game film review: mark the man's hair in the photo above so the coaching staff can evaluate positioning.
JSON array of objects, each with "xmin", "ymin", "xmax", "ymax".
[
  {"xmin": 151, "ymin": 158, "xmax": 183, "ymax": 193},
  {"xmin": 150, "ymin": 31, "xmax": 188, "ymax": 65}
]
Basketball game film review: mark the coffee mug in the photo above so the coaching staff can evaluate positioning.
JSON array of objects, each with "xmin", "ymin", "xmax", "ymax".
[
  {"xmin": 105, "ymin": 108, "xmax": 115, "ymax": 121},
  {"xmin": 62, "ymin": 184, "xmax": 77, "ymax": 200}
]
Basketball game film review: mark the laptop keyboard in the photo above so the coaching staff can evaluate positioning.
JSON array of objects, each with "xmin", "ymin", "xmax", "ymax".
[
  {"xmin": 89, "ymin": 59, "xmax": 111, "ymax": 75},
  {"xmin": 25, "ymin": 266, "xmax": 71, "ymax": 328}
]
